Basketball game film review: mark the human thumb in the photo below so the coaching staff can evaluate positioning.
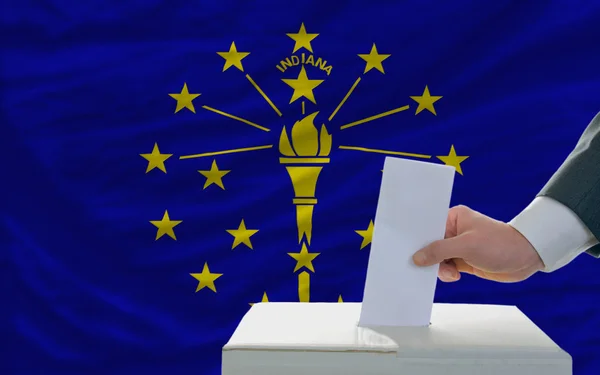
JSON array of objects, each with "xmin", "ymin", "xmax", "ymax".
[{"xmin": 412, "ymin": 236, "xmax": 470, "ymax": 267}]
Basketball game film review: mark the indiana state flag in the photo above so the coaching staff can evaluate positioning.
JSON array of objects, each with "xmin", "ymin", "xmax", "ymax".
[{"xmin": 3, "ymin": 1, "xmax": 600, "ymax": 375}]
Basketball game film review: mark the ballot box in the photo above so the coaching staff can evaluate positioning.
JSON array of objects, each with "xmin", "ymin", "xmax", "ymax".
[
  {"xmin": 222, "ymin": 157, "xmax": 572, "ymax": 374},
  {"xmin": 222, "ymin": 302, "xmax": 571, "ymax": 375}
]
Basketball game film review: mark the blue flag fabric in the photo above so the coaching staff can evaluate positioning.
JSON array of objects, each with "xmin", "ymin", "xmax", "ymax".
[{"xmin": 3, "ymin": 1, "xmax": 600, "ymax": 374}]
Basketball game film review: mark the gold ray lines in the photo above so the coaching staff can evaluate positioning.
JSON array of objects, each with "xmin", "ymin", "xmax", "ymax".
[
  {"xmin": 202, "ymin": 105, "xmax": 270, "ymax": 132},
  {"xmin": 338, "ymin": 145, "xmax": 430, "ymax": 159},
  {"xmin": 328, "ymin": 77, "xmax": 361, "ymax": 121},
  {"xmin": 339, "ymin": 105, "xmax": 410, "ymax": 130},
  {"xmin": 179, "ymin": 145, "xmax": 273, "ymax": 160},
  {"xmin": 245, "ymin": 74, "xmax": 283, "ymax": 117}
]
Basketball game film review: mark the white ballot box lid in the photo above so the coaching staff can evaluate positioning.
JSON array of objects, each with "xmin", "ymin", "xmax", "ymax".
[{"xmin": 222, "ymin": 302, "xmax": 571, "ymax": 375}]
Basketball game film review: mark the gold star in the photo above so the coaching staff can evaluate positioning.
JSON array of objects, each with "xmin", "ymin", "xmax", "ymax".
[
  {"xmin": 217, "ymin": 41, "xmax": 250, "ymax": 72},
  {"xmin": 198, "ymin": 159, "xmax": 230, "ymax": 190},
  {"xmin": 169, "ymin": 83, "xmax": 201, "ymax": 113},
  {"xmin": 410, "ymin": 85, "xmax": 442, "ymax": 115},
  {"xmin": 249, "ymin": 292, "xmax": 270, "ymax": 306},
  {"xmin": 140, "ymin": 143, "xmax": 172, "ymax": 173},
  {"xmin": 358, "ymin": 43, "xmax": 390, "ymax": 74},
  {"xmin": 437, "ymin": 145, "xmax": 469, "ymax": 175},
  {"xmin": 226, "ymin": 219, "xmax": 259, "ymax": 250},
  {"xmin": 355, "ymin": 220, "xmax": 374, "ymax": 250},
  {"xmin": 281, "ymin": 66, "xmax": 324, "ymax": 104},
  {"xmin": 288, "ymin": 243, "xmax": 320, "ymax": 272},
  {"xmin": 286, "ymin": 23, "xmax": 318, "ymax": 53},
  {"xmin": 150, "ymin": 210, "xmax": 182, "ymax": 240},
  {"xmin": 338, "ymin": 295, "xmax": 344, "ymax": 303},
  {"xmin": 190, "ymin": 262, "xmax": 223, "ymax": 293}
]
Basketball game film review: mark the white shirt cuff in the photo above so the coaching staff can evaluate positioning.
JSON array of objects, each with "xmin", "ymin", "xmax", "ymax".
[{"xmin": 508, "ymin": 196, "xmax": 599, "ymax": 272}]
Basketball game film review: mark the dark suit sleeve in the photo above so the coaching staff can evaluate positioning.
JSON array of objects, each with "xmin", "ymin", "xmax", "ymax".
[{"xmin": 538, "ymin": 111, "xmax": 600, "ymax": 258}]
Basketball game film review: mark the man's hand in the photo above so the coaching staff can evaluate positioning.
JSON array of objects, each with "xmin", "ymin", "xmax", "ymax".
[{"xmin": 412, "ymin": 205, "xmax": 545, "ymax": 282}]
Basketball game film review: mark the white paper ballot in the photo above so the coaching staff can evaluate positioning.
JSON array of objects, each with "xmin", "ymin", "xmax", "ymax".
[{"xmin": 359, "ymin": 156, "xmax": 455, "ymax": 327}]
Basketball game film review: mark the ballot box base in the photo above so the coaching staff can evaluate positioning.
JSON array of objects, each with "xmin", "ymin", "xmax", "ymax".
[{"xmin": 222, "ymin": 302, "xmax": 571, "ymax": 375}]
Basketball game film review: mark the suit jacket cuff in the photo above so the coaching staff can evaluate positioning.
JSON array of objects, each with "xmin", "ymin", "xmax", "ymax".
[{"xmin": 508, "ymin": 196, "xmax": 599, "ymax": 272}]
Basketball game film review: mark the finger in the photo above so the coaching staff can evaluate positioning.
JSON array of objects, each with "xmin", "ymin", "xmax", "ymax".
[
  {"xmin": 438, "ymin": 261, "xmax": 460, "ymax": 282},
  {"xmin": 452, "ymin": 259, "xmax": 505, "ymax": 280},
  {"xmin": 444, "ymin": 206, "xmax": 460, "ymax": 238},
  {"xmin": 413, "ymin": 235, "xmax": 473, "ymax": 267},
  {"xmin": 452, "ymin": 258, "xmax": 476, "ymax": 275},
  {"xmin": 444, "ymin": 205, "xmax": 470, "ymax": 238},
  {"xmin": 475, "ymin": 269, "xmax": 534, "ymax": 283},
  {"xmin": 452, "ymin": 260, "xmax": 532, "ymax": 283}
]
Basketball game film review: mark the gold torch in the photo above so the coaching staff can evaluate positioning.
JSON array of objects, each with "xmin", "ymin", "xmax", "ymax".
[{"xmin": 279, "ymin": 111, "xmax": 332, "ymax": 302}]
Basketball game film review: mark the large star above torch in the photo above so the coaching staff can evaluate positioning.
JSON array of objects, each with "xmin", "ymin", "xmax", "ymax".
[{"xmin": 282, "ymin": 66, "xmax": 324, "ymax": 104}]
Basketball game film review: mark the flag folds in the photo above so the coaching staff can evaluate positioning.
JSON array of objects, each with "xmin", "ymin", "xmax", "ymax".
[{"xmin": 3, "ymin": 1, "xmax": 600, "ymax": 375}]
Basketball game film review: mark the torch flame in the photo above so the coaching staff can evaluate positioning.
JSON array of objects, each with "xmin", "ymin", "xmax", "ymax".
[{"xmin": 279, "ymin": 112, "xmax": 332, "ymax": 157}]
